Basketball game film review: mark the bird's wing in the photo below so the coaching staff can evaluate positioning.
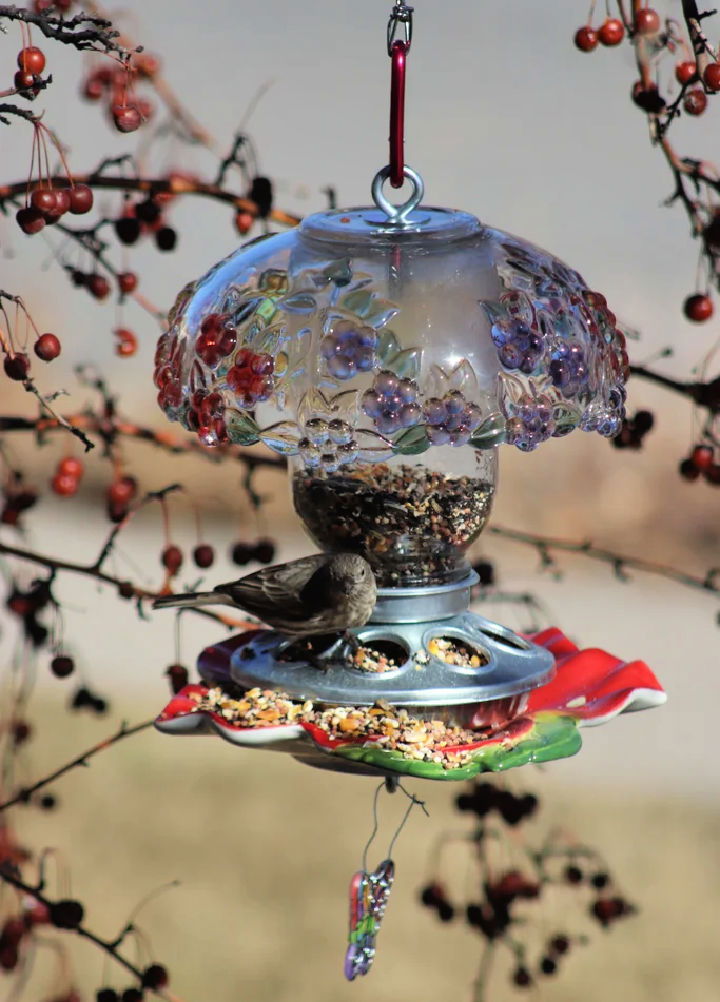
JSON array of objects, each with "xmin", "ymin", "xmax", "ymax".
[{"xmin": 216, "ymin": 553, "xmax": 329, "ymax": 625}]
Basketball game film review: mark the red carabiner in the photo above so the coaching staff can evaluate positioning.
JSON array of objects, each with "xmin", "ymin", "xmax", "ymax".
[{"xmin": 389, "ymin": 39, "xmax": 408, "ymax": 189}]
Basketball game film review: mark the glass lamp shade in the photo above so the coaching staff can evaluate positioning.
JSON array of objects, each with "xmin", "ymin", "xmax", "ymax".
[{"xmin": 155, "ymin": 204, "xmax": 628, "ymax": 584}]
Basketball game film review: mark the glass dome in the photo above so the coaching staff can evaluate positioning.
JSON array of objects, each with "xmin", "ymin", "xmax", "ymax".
[{"xmin": 155, "ymin": 204, "xmax": 628, "ymax": 585}]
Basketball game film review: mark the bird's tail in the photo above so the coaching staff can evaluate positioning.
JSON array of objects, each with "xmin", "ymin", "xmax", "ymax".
[{"xmin": 153, "ymin": 591, "xmax": 234, "ymax": 610}]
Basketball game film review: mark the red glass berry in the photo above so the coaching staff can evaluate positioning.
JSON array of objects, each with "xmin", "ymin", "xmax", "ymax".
[
  {"xmin": 675, "ymin": 61, "xmax": 697, "ymax": 85},
  {"xmin": 88, "ymin": 274, "xmax": 111, "ymax": 299},
  {"xmin": 692, "ymin": 444, "xmax": 714, "ymax": 469},
  {"xmin": 34, "ymin": 333, "xmax": 61, "ymax": 361},
  {"xmin": 51, "ymin": 655, "xmax": 75, "ymax": 678},
  {"xmin": 68, "ymin": 184, "xmax": 94, "ymax": 214},
  {"xmin": 117, "ymin": 271, "xmax": 138, "ymax": 294},
  {"xmin": 18, "ymin": 46, "xmax": 46, "ymax": 75},
  {"xmin": 599, "ymin": 19, "xmax": 624, "ymax": 46},
  {"xmin": 4, "ymin": 353, "xmax": 30, "ymax": 380},
  {"xmin": 52, "ymin": 473, "xmax": 79, "ymax": 496},
  {"xmin": 635, "ymin": 8, "xmax": 660, "ymax": 35},
  {"xmin": 193, "ymin": 544, "xmax": 215, "ymax": 568},
  {"xmin": 58, "ymin": 456, "xmax": 83, "ymax": 478},
  {"xmin": 683, "ymin": 293, "xmax": 713, "ymax": 321},
  {"xmin": 161, "ymin": 545, "xmax": 183, "ymax": 573},
  {"xmin": 684, "ymin": 88, "xmax": 707, "ymax": 115},
  {"xmin": 574, "ymin": 26, "xmax": 598, "ymax": 52},
  {"xmin": 16, "ymin": 206, "xmax": 45, "ymax": 234},
  {"xmin": 112, "ymin": 104, "xmax": 141, "ymax": 133},
  {"xmin": 703, "ymin": 62, "xmax": 720, "ymax": 92}
]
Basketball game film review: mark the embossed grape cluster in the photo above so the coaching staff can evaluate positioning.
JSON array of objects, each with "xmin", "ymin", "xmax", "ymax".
[
  {"xmin": 423, "ymin": 391, "xmax": 484, "ymax": 446},
  {"xmin": 226, "ymin": 349, "xmax": 275, "ymax": 408},
  {"xmin": 185, "ymin": 389, "xmax": 229, "ymax": 446},
  {"xmin": 320, "ymin": 319, "xmax": 376, "ymax": 380},
  {"xmin": 504, "ymin": 394, "xmax": 554, "ymax": 451},
  {"xmin": 580, "ymin": 385, "xmax": 626, "ymax": 438},
  {"xmin": 195, "ymin": 312, "xmax": 237, "ymax": 368},
  {"xmin": 491, "ymin": 319, "xmax": 545, "ymax": 374},
  {"xmin": 361, "ymin": 370, "xmax": 422, "ymax": 434},
  {"xmin": 548, "ymin": 339, "xmax": 589, "ymax": 397},
  {"xmin": 298, "ymin": 417, "xmax": 357, "ymax": 472}
]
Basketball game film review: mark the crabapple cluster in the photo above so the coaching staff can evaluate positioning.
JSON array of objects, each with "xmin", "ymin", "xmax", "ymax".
[
  {"xmin": 114, "ymin": 196, "xmax": 178, "ymax": 253},
  {"xmin": 679, "ymin": 444, "xmax": 720, "ymax": 485},
  {"xmin": 320, "ymin": 319, "xmax": 376, "ymax": 379},
  {"xmin": 361, "ymin": 370, "xmax": 422, "ymax": 434},
  {"xmin": 423, "ymin": 391, "xmax": 483, "ymax": 446},
  {"xmin": 612, "ymin": 409, "xmax": 654, "ymax": 450},
  {"xmin": 574, "ymin": 9, "xmax": 659, "ymax": 54},
  {"xmin": 80, "ymin": 55, "xmax": 159, "ymax": 134},
  {"xmin": 491, "ymin": 319, "xmax": 544, "ymax": 374},
  {"xmin": 51, "ymin": 456, "xmax": 84, "ymax": 497},
  {"xmin": 106, "ymin": 475, "xmax": 138, "ymax": 522},
  {"xmin": 12, "ymin": 45, "xmax": 47, "ymax": 101},
  {"xmin": 17, "ymin": 183, "xmax": 93, "ymax": 236},
  {"xmin": 298, "ymin": 417, "xmax": 357, "ymax": 471},
  {"xmin": 503, "ymin": 394, "xmax": 554, "ymax": 451},
  {"xmin": 230, "ymin": 538, "xmax": 276, "ymax": 566}
]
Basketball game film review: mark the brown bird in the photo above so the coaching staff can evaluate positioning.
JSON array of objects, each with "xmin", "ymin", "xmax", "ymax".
[{"xmin": 153, "ymin": 552, "xmax": 377, "ymax": 637}]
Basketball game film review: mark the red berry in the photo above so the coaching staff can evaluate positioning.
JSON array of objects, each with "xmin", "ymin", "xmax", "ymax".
[
  {"xmin": 34, "ymin": 333, "xmax": 61, "ymax": 361},
  {"xmin": 683, "ymin": 293, "xmax": 713, "ymax": 321},
  {"xmin": 692, "ymin": 444, "xmax": 715, "ymax": 469},
  {"xmin": 1, "ymin": 917, "xmax": 25, "ymax": 946},
  {"xmin": 52, "ymin": 473, "xmax": 79, "ymax": 496},
  {"xmin": 161, "ymin": 545, "xmax": 183, "ymax": 573},
  {"xmin": 231, "ymin": 541, "xmax": 254, "ymax": 565},
  {"xmin": 574, "ymin": 26, "xmax": 598, "ymax": 52},
  {"xmin": 112, "ymin": 104, "xmax": 141, "ymax": 133},
  {"xmin": 193, "ymin": 543, "xmax": 215, "ymax": 568},
  {"xmin": 141, "ymin": 963, "xmax": 169, "ymax": 989},
  {"xmin": 156, "ymin": 226, "xmax": 177, "ymax": 251},
  {"xmin": 4, "ymin": 353, "xmax": 30, "ymax": 380},
  {"xmin": 703, "ymin": 62, "xmax": 720, "ymax": 92},
  {"xmin": 635, "ymin": 8, "xmax": 660, "ymax": 35},
  {"xmin": 679, "ymin": 457, "xmax": 700, "ymax": 481},
  {"xmin": 115, "ymin": 328, "xmax": 138, "ymax": 357},
  {"xmin": 14, "ymin": 70, "xmax": 37, "ymax": 93},
  {"xmin": 16, "ymin": 206, "xmax": 45, "ymax": 234},
  {"xmin": 58, "ymin": 456, "xmax": 83, "ymax": 478},
  {"xmin": 54, "ymin": 188, "xmax": 71, "ymax": 214},
  {"xmin": 704, "ymin": 463, "xmax": 720, "ymax": 485},
  {"xmin": 88, "ymin": 274, "xmax": 110, "ymax": 300},
  {"xmin": 117, "ymin": 271, "xmax": 138, "ymax": 294},
  {"xmin": 684, "ymin": 88, "xmax": 707, "ymax": 115},
  {"xmin": 632, "ymin": 80, "xmax": 665, "ymax": 112},
  {"xmin": 68, "ymin": 184, "xmax": 94, "ymax": 214},
  {"xmin": 599, "ymin": 19, "xmax": 624, "ymax": 46},
  {"xmin": 0, "ymin": 943, "xmax": 18, "ymax": 971},
  {"xmin": 51, "ymin": 655, "xmax": 75, "ymax": 678},
  {"xmin": 30, "ymin": 188, "xmax": 57, "ymax": 214},
  {"xmin": 675, "ymin": 61, "xmax": 697, "ymax": 85},
  {"xmin": 18, "ymin": 46, "xmax": 46, "ymax": 75},
  {"xmin": 234, "ymin": 209, "xmax": 254, "ymax": 235},
  {"xmin": 83, "ymin": 76, "xmax": 104, "ymax": 100},
  {"xmin": 166, "ymin": 663, "xmax": 189, "ymax": 693},
  {"xmin": 107, "ymin": 476, "xmax": 137, "ymax": 505}
]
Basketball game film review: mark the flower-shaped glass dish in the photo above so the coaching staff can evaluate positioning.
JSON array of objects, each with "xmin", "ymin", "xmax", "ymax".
[
  {"xmin": 156, "ymin": 205, "xmax": 629, "ymax": 585},
  {"xmin": 155, "ymin": 626, "xmax": 665, "ymax": 782}
]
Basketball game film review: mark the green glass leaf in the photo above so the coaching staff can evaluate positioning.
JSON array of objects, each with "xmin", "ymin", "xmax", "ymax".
[
  {"xmin": 393, "ymin": 425, "xmax": 430, "ymax": 455},
  {"xmin": 468, "ymin": 413, "xmax": 507, "ymax": 449},
  {"xmin": 376, "ymin": 328, "xmax": 399, "ymax": 363},
  {"xmin": 225, "ymin": 410, "xmax": 260, "ymax": 446},
  {"xmin": 387, "ymin": 346, "xmax": 421, "ymax": 378},
  {"xmin": 277, "ymin": 292, "xmax": 317, "ymax": 315},
  {"xmin": 340, "ymin": 289, "xmax": 375, "ymax": 317},
  {"xmin": 258, "ymin": 421, "xmax": 301, "ymax": 455}
]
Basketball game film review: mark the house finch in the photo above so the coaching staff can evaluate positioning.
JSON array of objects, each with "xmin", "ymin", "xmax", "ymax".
[{"xmin": 153, "ymin": 552, "xmax": 377, "ymax": 636}]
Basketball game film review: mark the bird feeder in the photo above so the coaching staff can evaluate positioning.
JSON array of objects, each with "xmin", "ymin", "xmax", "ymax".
[{"xmin": 153, "ymin": 3, "xmax": 663, "ymax": 781}]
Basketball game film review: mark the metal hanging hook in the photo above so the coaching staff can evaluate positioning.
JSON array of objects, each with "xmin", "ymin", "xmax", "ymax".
[
  {"xmin": 371, "ymin": 164, "xmax": 424, "ymax": 224},
  {"xmin": 387, "ymin": 2, "xmax": 414, "ymax": 55}
]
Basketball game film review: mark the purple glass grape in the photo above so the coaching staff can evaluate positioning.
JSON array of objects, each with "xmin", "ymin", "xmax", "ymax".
[
  {"xmin": 504, "ymin": 394, "xmax": 554, "ymax": 451},
  {"xmin": 495, "ymin": 319, "xmax": 545, "ymax": 375},
  {"xmin": 321, "ymin": 319, "xmax": 377, "ymax": 380},
  {"xmin": 549, "ymin": 339, "xmax": 588, "ymax": 398},
  {"xmin": 362, "ymin": 370, "xmax": 421, "ymax": 434},
  {"xmin": 423, "ymin": 392, "xmax": 484, "ymax": 447}
]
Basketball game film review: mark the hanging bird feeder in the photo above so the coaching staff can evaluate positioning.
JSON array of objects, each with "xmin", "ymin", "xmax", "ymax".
[{"xmin": 153, "ymin": 2, "xmax": 664, "ymax": 783}]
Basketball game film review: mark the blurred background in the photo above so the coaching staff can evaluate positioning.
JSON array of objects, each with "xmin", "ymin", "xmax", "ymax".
[{"xmin": 1, "ymin": 1, "xmax": 719, "ymax": 1000}]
